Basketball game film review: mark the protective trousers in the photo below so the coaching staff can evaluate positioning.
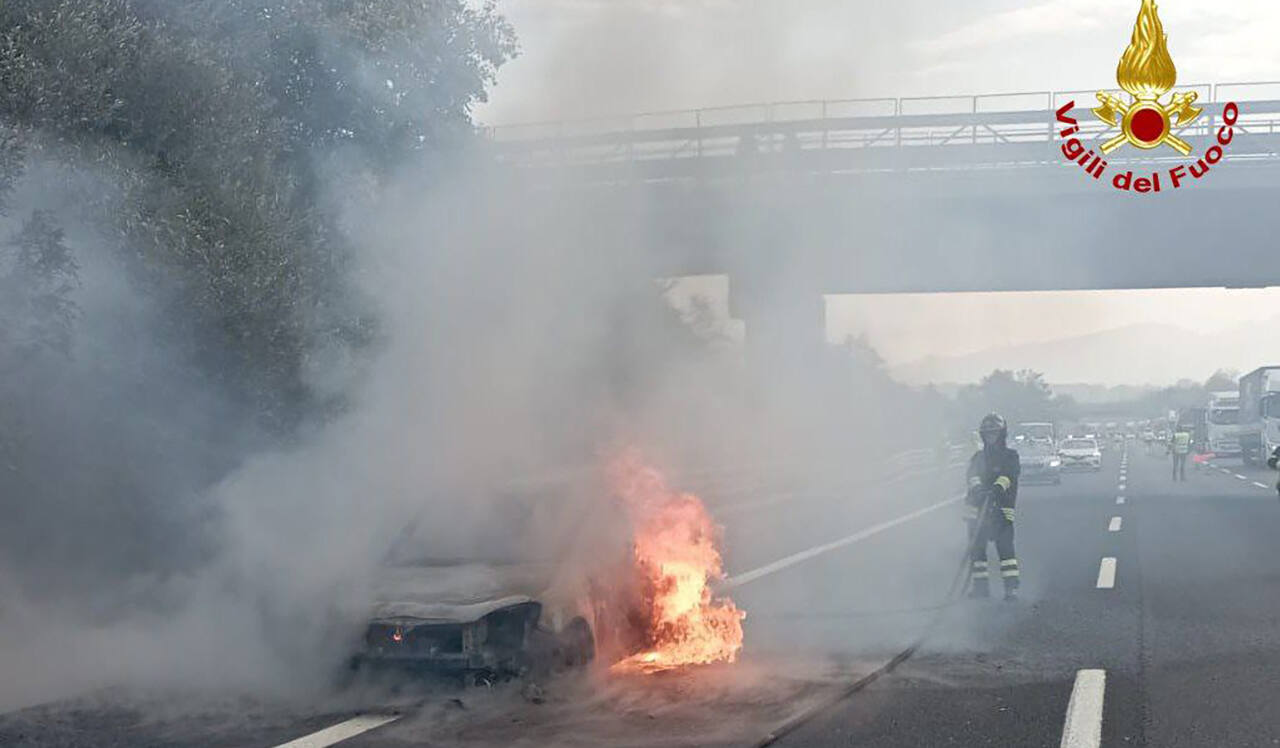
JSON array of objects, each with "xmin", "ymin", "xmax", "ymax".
[
  {"xmin": 969, "ymin": 512, "xmax": 1018, "ymax": 592},
  {"xmin": 1172, "ymin": 452, "xmax": 1187, "ymax": 481}
]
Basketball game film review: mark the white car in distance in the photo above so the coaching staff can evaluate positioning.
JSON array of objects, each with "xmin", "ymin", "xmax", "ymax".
[{"xmin": 1059, "ymin": 437, "xmax": 1103, "ymax": 472}]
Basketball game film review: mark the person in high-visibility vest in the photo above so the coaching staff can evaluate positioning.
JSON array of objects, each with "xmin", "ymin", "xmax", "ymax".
[
  {"xmin": 1170, "ymin": 427, "xmax": 1192, "ymax": 481},
  {"xmin": 1266, "ymin": 445, "xmax": 1280, "ymax": 498},
  {"xmin": 965, "ymin": 413, "xmax": 1021, "ymax": 602}
]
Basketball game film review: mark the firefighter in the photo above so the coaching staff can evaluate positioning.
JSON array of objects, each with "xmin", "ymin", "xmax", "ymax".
[
  {"xmin": 965, "ymin": 413, "xmax": 1021, "ymax": 601},
  {"xmin": 1170, "ymin": 425, "xmax": 1192, "ymax": 481},
  {"xmin": 1266, "ymin": 445, "xmax": 1280, "ymax": 498}
]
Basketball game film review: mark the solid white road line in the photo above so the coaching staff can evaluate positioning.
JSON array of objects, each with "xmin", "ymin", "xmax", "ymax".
[
  {"xmin": 1096, "ymin": 557, "xmax": 1117, "ymax": 589},
  {"xmin": 1060, "ymin": 669, "xmax": 1106, "ymax": 748},
  {"xmin": 1254, "ymin": 481, "xmax": 1270, "ymax": 489},
  {"xmin": 1108, "ymin": 516, "xmax": 1122, "ymax": 532},
  {"xmin": 274, "ymin": 715, "xmax": 400, "ymax": 748},
  {"xmin": 722, "ymin": 494, "xmax": 963, "ymax": 590}
]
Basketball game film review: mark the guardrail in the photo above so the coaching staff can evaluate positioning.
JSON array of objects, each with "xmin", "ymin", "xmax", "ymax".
[{"xmin": 485, "ymin": 82, "xmax": 1280, "ymax": 173}]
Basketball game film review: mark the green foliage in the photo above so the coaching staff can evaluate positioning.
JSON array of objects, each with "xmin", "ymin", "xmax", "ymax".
[
  {"xmin": 0, "ymin": 0, "xmax": 516, "ymax": 594},
  {"xmin": 0, "ymin": 0, "xmax": 516, "ymax": 426},
  {"xmin": 1204, "ymin": 368, "xmax": 1240, "ymax": 392},
  {"xmin": 0, "ymin": 209, "xmax": 79, "ymax": 364},
  {"xmin": 957, "ymin": 369, "xmax": 1076, "ymax": 429},
  {"xmin": 1133, "ymin": 380, "xmax": 1210, "ymax": 415},
  {"xmin": 828, "ymin": 335, "xmax": 949, "ymax": 454}
]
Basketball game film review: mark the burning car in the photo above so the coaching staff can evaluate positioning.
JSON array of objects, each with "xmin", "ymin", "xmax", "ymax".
[
  {"xmin": 352, "ymin": 477, "xmax": 639, "ymax": 679},
  {"xmin": 356, "ymin": 557, "xmax": 597, "ymax": 677},
  {"xmin": 351, "ymin": 454, "xmax": 744, "ymax": 680}
]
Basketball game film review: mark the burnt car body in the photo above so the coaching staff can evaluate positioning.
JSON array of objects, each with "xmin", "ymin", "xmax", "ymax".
[
  {"xmin": 356, "ymin": 561, "xmax": 595, "ymax": 675},
  {"xmin": 352, "ymin": 476, "xmax": 639, "ymax": 678}
]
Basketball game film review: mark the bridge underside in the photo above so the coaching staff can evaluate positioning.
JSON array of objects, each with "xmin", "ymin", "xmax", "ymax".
[
  {"xmin": 492, "ymin": 93, "xmax": 1280, "ymax": 370},
  {"xmin": 555, "ymin": 162, "xmax": 1280, "ymax": 296},
  {"xmin": 522, "ymin": 161, "xmax": 1280, "ymax": 365}
]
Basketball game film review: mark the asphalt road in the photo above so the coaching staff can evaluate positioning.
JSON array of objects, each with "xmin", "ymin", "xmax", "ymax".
[
  {"xmin": 770, "ymin": 444, "xmax": 1280, "ymax": 748},
  {"xmin": 6, "ymin": 442, "xmax": 1280, "ymax": 746}
]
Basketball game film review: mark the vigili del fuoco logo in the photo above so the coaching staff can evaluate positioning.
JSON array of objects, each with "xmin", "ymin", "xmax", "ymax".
[{"xmin": 1055, "ymin": 0, "xmax": 1239, "ymax": 193}]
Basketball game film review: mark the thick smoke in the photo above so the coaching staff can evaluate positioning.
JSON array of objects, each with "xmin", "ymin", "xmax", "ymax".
[{"xmin": 0, "ymin": 0, "xmax": 960, "ymax": 720}]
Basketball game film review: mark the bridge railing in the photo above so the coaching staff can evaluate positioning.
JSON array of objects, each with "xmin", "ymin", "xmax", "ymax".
[{"xmin": 485, "ymin": 82, "xmax": 1280, "ymax": 172}]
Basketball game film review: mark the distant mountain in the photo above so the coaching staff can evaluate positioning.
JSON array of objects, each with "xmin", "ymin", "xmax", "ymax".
[{"xmin": 892, "ymin": 316, "xmax": 1280, "ymax": 387}]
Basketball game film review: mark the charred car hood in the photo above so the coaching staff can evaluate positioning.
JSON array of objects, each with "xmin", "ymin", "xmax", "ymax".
[{"xmin": 370, "ymin": 563, "xmax": 556, "ymax": 623}]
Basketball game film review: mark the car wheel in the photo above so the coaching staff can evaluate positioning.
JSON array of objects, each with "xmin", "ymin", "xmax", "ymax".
[{"xmin": 560, "ymin": 618, "xmax": 595, "ymax": 669}]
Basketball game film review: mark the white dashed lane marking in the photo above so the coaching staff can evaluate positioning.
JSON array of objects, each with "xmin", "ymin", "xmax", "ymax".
[
  {"xmin": 1060, "ymin": 669, "xmax": 1106, "ymax": 748},
  {"xmin": 1108, "ymin": 516, "xmax": 1122, "ymax": 532},
  {"xmin": 1117, "ymin": 496, "xmax": 1125, "ymax": 504},
  {"xmin": 1254, "ymin": 482, "xmax": 1270, "ymax": 489},
  {"xmin": 273, "ymin": 715, "xmax": 401, "ymax": 748},
  {"xmin": 1096, "ymin": 557, "xmax": 1117, "ymax": 589},
  {"xmin": 1235, "ymin": 473, "xmax": 1249, "ymax": 481}
]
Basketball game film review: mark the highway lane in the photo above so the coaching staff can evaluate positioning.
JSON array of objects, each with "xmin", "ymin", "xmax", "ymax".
[
  {"xmin": 0, "ymin": 455, "xmax": 970, "ymax": 748},
  {"xmin": 10, "ymin": 442, "xmax": 1280, "ymax": 746},
  {"xmin": 768, "ymin": 444, "xmax": 1138, "ymax": 747},
  {"xmin": 772, "ymin": 442, "xmax": 1280, "ymax": 747},
  {"xmin": 1133, "ymin": 449, "xmax": 1280, "ymax": 747}
]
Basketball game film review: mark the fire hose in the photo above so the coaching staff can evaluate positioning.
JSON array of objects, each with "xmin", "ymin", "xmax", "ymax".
[{"xmin": 750, "ymin": 491, "xmax": 996, "ymax": 748}]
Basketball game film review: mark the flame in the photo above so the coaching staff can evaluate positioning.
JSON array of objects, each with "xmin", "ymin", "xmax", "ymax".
[
  {"xmin": 1116, "ymin": 0, "xmax": 1176, "ymax": 100},
  {"xmin": 608, "ymin": 451, "xmax": 745, "ymax": 674}
]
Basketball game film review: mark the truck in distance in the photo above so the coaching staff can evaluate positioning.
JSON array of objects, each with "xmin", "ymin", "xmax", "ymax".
[
  {"xmin": 1205, "ymin": 390, "xmax": 1242, "ymax": 457},
  {"xmin": 1238, "ymin": 366, "xmax": 1280, "ymax": 465}
]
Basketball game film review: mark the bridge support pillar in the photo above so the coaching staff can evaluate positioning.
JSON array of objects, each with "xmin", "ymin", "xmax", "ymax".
[{"xmin": 728, "ymin": 270, "xmax": 827, "ymax": 384}]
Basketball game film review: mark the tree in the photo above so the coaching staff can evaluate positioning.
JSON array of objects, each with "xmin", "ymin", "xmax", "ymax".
[
  {"xmin": 0, "ymin": 0, "xmax": 517, "ymax": 426},
  {"xmin": 0, "ymin": 0, "xmax": 517, "ymax": 595},
  {"xmin": 0, "ymin": 210, "xmax": 79, "ymax": 365},
  {"xmin": 957, "ymin": 369, "xmax": 1075, "ymax": 429},
  {"xmin": 1205, "ymin": 369, "xmax": 1240, "ymax": 392}
]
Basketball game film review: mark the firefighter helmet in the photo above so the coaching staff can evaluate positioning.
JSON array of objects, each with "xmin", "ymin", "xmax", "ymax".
[{"xmin": 978, "ymin": 413, "xmax": 1007, "ymax": 444}]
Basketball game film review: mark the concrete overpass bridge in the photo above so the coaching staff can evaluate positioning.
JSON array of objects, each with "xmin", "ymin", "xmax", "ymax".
[{"xmin": 484, "ymin": 82, "xmax": 1280, "ymax": 360}]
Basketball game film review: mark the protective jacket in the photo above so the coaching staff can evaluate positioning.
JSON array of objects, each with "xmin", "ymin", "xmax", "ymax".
[
  {"xmin": 966, "ymin": 445, "xmax": 1021, "ymax": 519},
  {"xmin": 965, "ymin": 442, "xmax": 1021, "ymax": 595}
]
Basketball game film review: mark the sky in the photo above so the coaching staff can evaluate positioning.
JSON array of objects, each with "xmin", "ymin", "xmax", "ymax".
[
  {"xmin": 827, "ymin": 288, "xmax": 1280, "ymax": 366},
  {"xmin": 477, "ymin": 0, "xmax": 1280, "ymax": 125},
  {"xmin": 478, "ymin": 1, "xmax": 1280, "ymax": 384}
]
